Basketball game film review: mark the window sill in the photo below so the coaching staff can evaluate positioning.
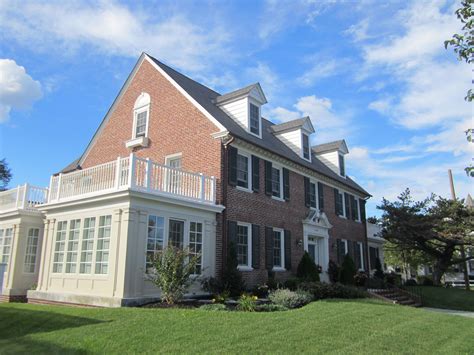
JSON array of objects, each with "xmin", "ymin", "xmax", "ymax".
[
  {"xmin": 338, "ymin": 215, "xmax": 347, "ymax": 219},
  {"xmin": 236, "ymin": 186, "xmax": 252, "ymax": 193},
  {"xmin": 237, "ymin": 266, "xmax": 253, "ymax": 272},
  {"xmin": 271, "ymin": 196, "xmax": 285, "ymax": 202},
  {"xmin": 272, "ymin": 267, "xmax": 286, "ymax": 272},
  {"xmin": 125, "ymin": 136, "xmax": 149, "ymax": 149}
]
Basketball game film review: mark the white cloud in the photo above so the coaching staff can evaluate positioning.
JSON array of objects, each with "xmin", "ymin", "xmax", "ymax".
[
  {"xmin": 0, "ymin": 1, "xmax": 231, "ymax": 73},
  {"xmin": 344, "ymin": 18, "xmax": 371, "ymax": 42},
  {"xmin": 368, "ymin": 98, "xmax": 392, "ymax": 115},
  {"xmin": 0, "ymin": 59, "xmax": 42, "ymax": 123},
  {"xmin": 297, "ymin": 59, "xmax": 339, "ymax": 87},
  {"xmin": 244, "ymin": 62, "xmax": 280, "ymax": 102},
  {"xmin": 269, "ymin": 107, "xmax": 301, "ymax": 122}
]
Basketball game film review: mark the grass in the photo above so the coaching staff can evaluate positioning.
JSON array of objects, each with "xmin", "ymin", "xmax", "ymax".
[
  {"xmin": 0, "ymin": 300, "xmax": 473, "ymax": 354},
  {"xmin": 407, "ymin": 286, "xmax": 474, "ymax": 312}
]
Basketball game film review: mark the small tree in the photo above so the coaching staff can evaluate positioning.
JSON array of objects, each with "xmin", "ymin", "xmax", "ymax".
[
  {"xmin": 328, "ymin": 260, "xmax": 340, "ymax": 283},
  {"xmin": 148, "ymin": 246, "xmax": 200, "ymax": 304},
  {"xmin": 339, "ymin": 254, "xmax": 356, "ymax": 285},
  {"xmin": 373, "ymin": 257, "xmax": 385, "ymax": 280},
  {"xmin": 296, "ymin": 252, "xmax": 321, "ymax": 282},
  {"xmin": 0, "ymin": 159, "xmax": 12, "ymax": 191},
  {"xmin": 222, "ymin": 241, "xmax": 245, "ymax": 297}
]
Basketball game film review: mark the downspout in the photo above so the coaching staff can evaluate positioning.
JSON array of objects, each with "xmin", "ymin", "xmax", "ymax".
[
  {"xmin": 363, "ymin": 196, "xmax": 370, "ymax": 273},
  {"xmin": 221, "ymin": 135, "xmax": 234, "ymax": 278}
]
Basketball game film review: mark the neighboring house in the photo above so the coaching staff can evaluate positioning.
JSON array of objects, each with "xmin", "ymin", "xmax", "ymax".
[
  {"xmin": 367, "ymin": 222, "xmax": 385, "ymax": 273},
  {"xmin": 0, "ymin": 53, "xmax": 370, "ymax": 307}
]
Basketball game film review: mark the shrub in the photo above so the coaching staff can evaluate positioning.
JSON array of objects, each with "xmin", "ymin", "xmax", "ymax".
[
  {"xmin": 237, "ymin": 293, "xmax": 258, "ymax": 312},
  {"xmin": 253, "ymin": 284, "xmax": 270, "ymax": 298},
  {"xmin": 404, "ymin": 279, "xmax": 418, "ymax": 286},
  {"xmin": 374, "ymin": 257, "xmax": 385, "ymax": 280},
  {"xmin": 354, "ymin": 271, "xmax": 368, "ymax": 287},
  {"xmin": 298, "ymin": 282, "xmax": 368, "ymax": 300},
  {"xmin": 366, "ymin": 277, "xmax": 385, "ymax": 289},
  {"xmin": 283, "ymin": 278, "xmax": 300, "ymax": 291},
  {"xmin": 213, "ymin": 291, "xmax": 231, "ymax": 304},
  {"xmin": 200, "ymin": 303, "xmax": 227, "ymax": 311},
  {"xmin": 255, "ymin": 304, "xmax": 288, "ymax": 312},
  {"xmin": 266, "ymin": 275, "xmax": 279, "ymax": 290},
  {"xmin": 385, "ymin": 272, "xmax": 402, "ymax": 286},
  {"xmin": 222, "ymin": 242, "xmax": 245, "ymax": 297},
  {"xmin": 328, "ymin": 260, "xmax": 340, "ymax": 283},
  {"xmin": 147, "ymin": 246, "xmax": 200, "ymax": 305},
  {"xmin": 417, "ymin": 276, "xmax": 434, "ymax": 286},
  {"xmin": 268, "ymin": 289, "xmax": 313, "ymax": 309},
  {"xmin": 296, "ymin": 252, "xmax": 321, "ymax": 282},
  {"xmin": 339, "ymin": 254, "xmax": 356, "ymax": 285},
  {"xmin": 201, "ymin": 277, "xmax": 223, "ymax": 295}
]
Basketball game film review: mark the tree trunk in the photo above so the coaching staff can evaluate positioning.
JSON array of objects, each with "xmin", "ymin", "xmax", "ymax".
[{"xmin": 432, "ymin": 259, "xmax": 450, "ymax": 286}]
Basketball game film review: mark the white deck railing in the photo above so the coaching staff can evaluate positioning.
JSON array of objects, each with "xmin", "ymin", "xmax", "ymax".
[
  {"xmin": 48, "ymin": 154, "xmax": 217, "ymax": 205},
  {"xmin": 0, "ymin": 184, "xmax": 48, "ymax": 213}
]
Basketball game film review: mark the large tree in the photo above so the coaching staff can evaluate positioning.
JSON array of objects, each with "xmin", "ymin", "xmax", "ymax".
[
  {"xmin": 378, "ymin": 189, "xmax": 474, "ymax": 285},
  {"xmin": 0, "ymin": 159, "xmax": 12, "ymax": 191}
]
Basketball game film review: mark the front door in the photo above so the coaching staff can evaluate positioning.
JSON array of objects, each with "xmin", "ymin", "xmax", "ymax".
[{"xmin": 307, "ymin": 236, "xmax": 320, "ymax": 266}]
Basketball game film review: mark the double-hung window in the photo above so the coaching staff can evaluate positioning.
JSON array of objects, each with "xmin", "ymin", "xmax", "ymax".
[
  {"xmin": 273, "ymin": 228, "xmax": 285, "ymax": 269},
  {"xmin": 189, "ymin": 222, "xmax": 203, "ymax": 275},
  {"xmin": 309, "ymin": 181, "xmax": 317, "ymax": 209},
  {"xmin": 53, "ymin": 222, "xmax": 67, "ymax": 273},
  {"xmin": 236, "ymin": 223, "xmax": 251, "ymax": 268},
  {"xmin": 146, "ymin": 215, "xmax": 165, "ymax": 271},
  {"xmin": 339, "ymin": 154, "xmax": 345, "ymax": 177},
  {"xmin": 249, "ymin": 103, "xmax": 260, "ymax": 136},
  {"xmin": 95, "ymin": 215, "xmax": 111, "ymax": 275},
  {"xmin": 80, "ymin": 217, "xmax": 96, "ymax": 274},
  {"xmin": 302, "ymin": 133, "xmax": 310, "ymax": 160},
  {"xmin": 236, "ymin": 152, "xmax": 250, "ymax": 189},
  {"xmin": 271, "ymin": 166, "xmax": 282, "ymax": 198},
  {"xmin": 135, "ymin": 110, "xmax": 148, "ymax": 138},
  {"xmin": 66, "ymin": 219, "xmax": 81, "ymax": 273},
  {"xmin": 24, "ymin": 228, "xmax": 39, "ymax": 273}
]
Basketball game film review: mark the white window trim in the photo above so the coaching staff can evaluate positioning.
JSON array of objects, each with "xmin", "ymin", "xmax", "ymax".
[
  {"xmin": 309, "ymin": 179, "xmax": 318, "ymax": 210},
  {"xmin": 247, "ymin": 99, "xmax": 262, "ymax": 139},
  {"xmin": 165, "ymin": 152, "xmax": 183, "ymax": 166},
  {"xmin": 272, "ymin": 227, "xmax": 285, "ymax": 271},
  {"xmin": 338, "ymin": 190, "xmax": 347, "ymax": 219},
  {"xmin": 236, "ymin": 149, "xmax": 252, "ymax": 193},
  {"xmin": 358, "ymin": 242, "xmax": 365, "ymax": 271},
  {"xmin": 271, "ymin": 163, "xmax": 284, "ymax": 201},
  {"xmin": 132, "ymin": 104, "xmax": 150, "ymax": 139},
  {"xmin": 354, "ymin": 198, "xmax": 361, "ymax": 223},
  {"xmin": 301, "ymin": 132, "xmax": 311, "ymax": 162},
  {"xmin": 338, "ymin": 153, "xmax": 345, "ymax": 177},
  {"xmin": 342, "ymin": 239, "xmax": 348, "ymax": 255},
  {"xmin": 237, "ymin": 222, "xmax": 253, "ymax": 271}
]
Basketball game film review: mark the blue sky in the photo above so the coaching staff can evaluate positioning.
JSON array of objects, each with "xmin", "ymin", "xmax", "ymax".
[{"xmin": 0, "ymin": 0, "xmax": 471, "ymax": 216}]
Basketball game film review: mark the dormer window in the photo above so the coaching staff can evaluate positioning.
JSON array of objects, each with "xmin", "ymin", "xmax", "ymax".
[
  {"xmin": 339, "ymin": 154, "xmax": 345, "ymax": 177},
  {"xmin": 302, "ymin": 133, "xmax": 310, "ymax": 160},
  {"xmin": 249, "ymin": 103, "xmax": 260, "ymax": 136},
  {"xmin": 126, "ymin": 92, "xmax": 151, "ymax": 149}
]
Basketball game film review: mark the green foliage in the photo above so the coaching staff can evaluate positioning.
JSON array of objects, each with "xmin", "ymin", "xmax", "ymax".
[
  {"xmin": 416, "ymin": 276, "xmax": 434, "ymax": 286},
  {"xmin": 296, "ymin": 252, "xmax": 321, "ymax": 282},
  {"xmin": 222, "ymin": 242, "xmax": 245, "ymax": 297},
  {"xmin": 367, "ymin": 216, "xmax": 379, "ymax": 224},
  {"xmin": 201, "ymin": 277, "xmax": 223, "ymax": 295},
  {"xmin": 373, "ymin": 257, "xmax": 385, "ymax": 280},
  {"xmin": 378, "ymin": 189, "xmax": 474, "ymax": 285},
  {"xmin": 298, "ymin": 282, "xmax": 368, "ymax": 300},
  {"xmin": 0, "ymin": 159, "xmax": 12, "ymax": 191},
  {"xmin": 148, "ymin": 246, "xmax": 200, "ymax": 305},
  {"xmin": 199, "ymin": 303, "xmax": 227, "ymax": 311},
  {"xmin": 339, "ymin": 254, "xmax": 356, "ymax": 285},
  {"xmin": 236, "ymin": 294, "xmax": 258, "ymax": 312},
  {"xmin": 268, "ymin": 289, "xmax": 313, "ymax": 309},
  {"xmin": 354, "ymin": 271, "xmax": 368, "ymax": 287},
  {"xmin": 252, "ymin": 284, "xmax": 270, "ymax": 298},
  {"xmin": 328, "ymin": 260, "xmax": 340, "ymax": 283},
  {"xmin": 283, "ymin": 278, "xmax": 300, "ymax": 291},
  {"xmin": 255, "ymin": 304, "xmax": 288, "ymax": 312},
  {"xmin": 213, "ymin": 291, "xmax": 230, "ymax": 304}
]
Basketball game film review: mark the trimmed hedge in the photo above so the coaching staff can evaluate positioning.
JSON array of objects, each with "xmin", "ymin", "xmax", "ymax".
[{"xmin": 298, "ymin": 282, "xmax": 368, "ymax": 300}]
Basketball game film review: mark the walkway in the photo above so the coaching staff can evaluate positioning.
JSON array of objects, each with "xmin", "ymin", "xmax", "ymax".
[{"xmin": 423, "ymin": 307, "xmax": 474, "ymax": 318}]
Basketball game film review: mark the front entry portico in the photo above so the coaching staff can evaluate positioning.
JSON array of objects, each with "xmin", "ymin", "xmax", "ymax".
[{"xmin": 303, "ymin": 210, "xmax": 332, "ymax": 282}]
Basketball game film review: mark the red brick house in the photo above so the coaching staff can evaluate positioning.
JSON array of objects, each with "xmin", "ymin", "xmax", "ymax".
[{"xmin": 0, "ymin": 53, "xmax": 370, "ymax": 306}]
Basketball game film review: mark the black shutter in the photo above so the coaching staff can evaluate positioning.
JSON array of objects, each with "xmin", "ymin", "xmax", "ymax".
[
  {"xmin": 284, "ymin": 230, "xmax": 291, "ymax": 270},
  {"xmin": 304, "ymin": 177, "xmax": 310, "ymax": 207},
  {"xmin": 334, "ymin": 188, "xmax": 339, "ymax": 215},
  {"xmin": 336, "ymin": 238, "xmax": 342, "ymax": 264},
  {"xmin": 350, "ymin": 195, "xmax": 356, "ymax": 220},
  {"xmin": 265, "ymin": 227, "xmax": 274, "ymax": 270},
  {"xmin": 347, "ymin": 240, "xmax": 354, "ymax": 261},
  {"xmin": 264, "ymin": 160, "xmax": 272, "ymax": 196},
  {"xmin": 344, "ymin": 193, "xmax": 350, "ymax": 219},
  {"xmin": 283, "ymin": 168, "xmax": 290, "ymax": 201},
  {"xmin": 360, "ymin": 199, "xmax": 366, "ymax": 222},
  {"xmin": 228, "ymin": 146, "xmax": 238, "ymax": 186},
  {"xmin": 318, "ymin": 182, "xmax": 324, "ymax": 210},
  {"xmin": 228, "ymin": 220, "xmax": 237, "ymax": 246},
  {"xmin": 251, "ymin": 155, "xmax": 260, "ymax": 192},
  {"xmin": 353, "ymin": 241, "xmax": 361, "ymax": 270},
  {"xmin": 251, "ymin": 224, "xmax": 260, "ymax": 269}
]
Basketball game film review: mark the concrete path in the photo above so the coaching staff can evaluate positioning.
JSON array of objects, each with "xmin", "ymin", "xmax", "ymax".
[{"xmin": 423, "ymin": 307, "xmax": 474, "ymax": 318}]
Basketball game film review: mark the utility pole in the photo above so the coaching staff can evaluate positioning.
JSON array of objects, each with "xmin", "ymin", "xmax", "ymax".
[{"xmin": 448, "ymin": 169, "xmax": 470, "ymax": 290}]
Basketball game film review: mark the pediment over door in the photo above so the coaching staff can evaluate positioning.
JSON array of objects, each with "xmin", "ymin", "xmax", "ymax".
[{"xmin": 302, "ymin": 210, "xmax": 332, "ymax": 230}]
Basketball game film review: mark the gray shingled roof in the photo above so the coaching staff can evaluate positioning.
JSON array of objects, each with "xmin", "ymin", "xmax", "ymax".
[
  {"xmin": 213, "ymin": 83, "xmax": 262, "ymax": 104},
  {"xmin": 61, "ymin": 54, "xmax": 369, "ymax": 196},
  {"xmin": 271, "ymin": 117, "xmax": 312, "ymax": 134},
  {"xmin": 312, "ymin": 140, "xmax": 347, "ymax": 154}
]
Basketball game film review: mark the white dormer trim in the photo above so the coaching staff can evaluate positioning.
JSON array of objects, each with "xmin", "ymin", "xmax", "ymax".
[{"xmin": 301, "ymin": 131, "xmax": 311, "ymax": 162}]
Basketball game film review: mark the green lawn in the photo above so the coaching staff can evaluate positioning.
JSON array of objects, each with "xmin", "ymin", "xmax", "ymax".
[
  {"xmin": 407, "ymin": 286, "xmax": 474, "ymax": 312},
  {"xmin": 1, "ymin": 300, "xmax": 473, "ymax": 354}
]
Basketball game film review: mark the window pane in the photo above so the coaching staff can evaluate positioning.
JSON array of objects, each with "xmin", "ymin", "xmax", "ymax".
[
  {"xmin": 339, "ymin": 154, "xmax": 345, "ymax": 176},
  {"xmin": 24, "ymin": 228, "xmax": 40, "ymax": 273},
  {"xmin": 80, "ymin": 217, "xmax": 96, "ymax": 274},
  {"xmin": 309, "ymin": 182, "xmax": 317, "ymax": 208},
  {"xmin": 237, "ymin": 225, "xmax": 249, "ymax": 266},
  {"xmin": 249, "ymin": 103, "xmax": 260, "ymax": 135},
  {"xmin": 303, "ymin": 134, "xmax": 310, "ymax": 159},
  {"xmin": 135, "ymin": 111, "xmax": 147, "ymax": 137},
  {"xmin": 189, "ymin": 222, "xmax": 203, "ymax": 275},
  {"xmin": 273, "ymin": 230, "xmax": 282, "ymax": 267},
  {"xmin": 65, "ymin": 219, "xmax": 81, "ymax": 273},
  {"xmin": 271, "ymin": 168, "xmax": 281, "ymax": 197},
  {"xmin": 95, "ymin": 215, "xmax": 112, "ymax": 274},
  {"xmin": 146, "ymin": 215, "xmax": 165, "ymax": 270},
  {"xmin": 168, "ymin": 219, "xmax": 184, "ymax": 249},
  {"xmin": 53, "ymin": 222, "xmax": 67, "ymax": 273},
  {"xmin": 236, "ymin": 154, "xmax": 249, "ymax": 188}
]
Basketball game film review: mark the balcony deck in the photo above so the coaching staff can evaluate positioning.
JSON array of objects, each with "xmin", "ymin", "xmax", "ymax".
[
  {"xmin": 47, "ymin": 154, "xmax": 217, "ymax": 206},
  {"xmin": 0, "ymin": 184, "xmax": 48, "ymax": 214}
]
